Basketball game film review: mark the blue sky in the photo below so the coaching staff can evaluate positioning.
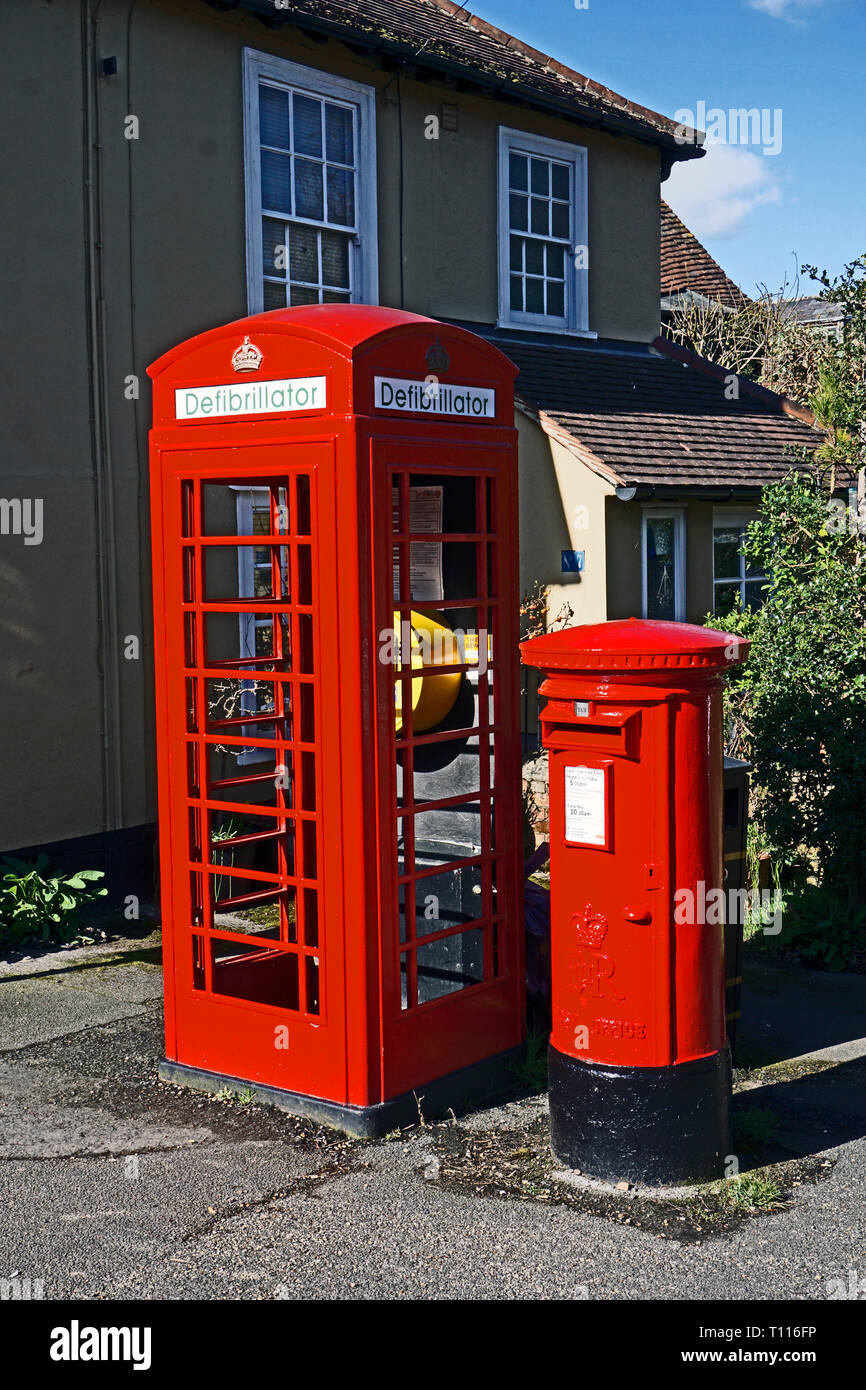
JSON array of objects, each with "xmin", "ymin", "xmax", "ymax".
[{"xmin": 472, "ymin": 0, "xmax": 866, "ymax": 296}]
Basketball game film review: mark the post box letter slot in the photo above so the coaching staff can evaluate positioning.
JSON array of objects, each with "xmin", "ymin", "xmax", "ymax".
[{"xmin": 541, "ymin": 707, "xmax": 640, "ymax": 756}]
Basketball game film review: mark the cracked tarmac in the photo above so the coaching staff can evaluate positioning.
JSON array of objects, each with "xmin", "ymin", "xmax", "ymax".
[{"xmin": 0, "ymin": 931, "xmax": 864, "ymax": 1300}]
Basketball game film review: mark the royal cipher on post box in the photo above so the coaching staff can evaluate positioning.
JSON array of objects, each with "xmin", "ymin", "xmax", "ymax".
[
  {"xmin": 521, "ymin": 619, "xmax": 749, "ymax": 1184},
  {"xmin": 148, "ymin": 306, "xmax": 525, "ymax": 1136}
]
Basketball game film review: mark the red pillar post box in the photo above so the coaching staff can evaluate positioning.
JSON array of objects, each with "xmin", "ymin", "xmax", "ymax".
[
  {"xmin": 521, "ymin": 618, "xmax": 748, "ymax": 1183},
  {"xmin": 147, "ymin": 306, "xmax": 525, "ymax": 1136}
]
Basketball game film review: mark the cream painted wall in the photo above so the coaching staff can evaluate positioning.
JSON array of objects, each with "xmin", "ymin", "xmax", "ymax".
[
  {"xmin": 393, "ymin": 76, "xmax": 662, "ymax": 341},
  {"xmin": 142, "ymin": 0, "xmax": 663, "ymax": 343},
  {"xmin": 517, "ymin": 412, "xmax": 612, "ymax": 627},
  {"xmin": 605, "ymin": 497, "xmax": 643, "ymax": 621},
  {"xmin": 605, "ymin": 496, "xmax": 728, "ymax": 625},
  {"xmin": 0, "ymin": 0, "xmax": 664, "ymax": 853},
  {"xmin": 685, "ymin": 501, "xmax": 716, "ymax": 623}
]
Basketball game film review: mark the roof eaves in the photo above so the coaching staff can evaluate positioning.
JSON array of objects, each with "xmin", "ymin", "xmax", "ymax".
[
  {"xmin": 226, "ymin": 0, "xmax": 705, "ymax": 160},
  {"xmin": 652, "ymin": 335, "xmax": 818, "ymax": 427},
  {"xmin": 516, "ymin": 394, "xmax": 624, "ymax": 487},
  {"xmin": 429, "ymin": 0, "xmax": 699, "ymax": 144}
]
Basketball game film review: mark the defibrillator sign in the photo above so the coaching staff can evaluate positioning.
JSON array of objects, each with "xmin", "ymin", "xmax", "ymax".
[
  {"xmin": 175, "ymin": 376, "xmax": 327, "ymax": 420},
  {"xmin": 374, "ymin": 376, "xmax": 495, "ymax": 418}
]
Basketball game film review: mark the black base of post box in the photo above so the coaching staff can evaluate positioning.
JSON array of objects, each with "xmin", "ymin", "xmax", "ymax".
[
  {"xmin": 159, "ymin": 1045, "xmax": 524, "ymax": 1139},
  {"xmin": 548, "ymin": 1043, "xmax": 731, "ymax": 1185}
]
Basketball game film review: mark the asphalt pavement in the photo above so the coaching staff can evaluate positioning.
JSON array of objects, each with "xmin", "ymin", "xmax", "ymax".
[{"xmin": 0, "ymin": 931, "xmax": 864, "ymax": 1300}]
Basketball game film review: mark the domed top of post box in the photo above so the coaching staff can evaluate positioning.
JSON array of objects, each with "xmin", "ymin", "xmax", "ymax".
[{"xmin": 520, "ymin": 617, "xmax": 749, "ymax": 672}]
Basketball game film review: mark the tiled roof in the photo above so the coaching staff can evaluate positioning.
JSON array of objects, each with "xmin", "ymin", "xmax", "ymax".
[
  {"xmin": 780, "ymin": 296, "xmax": 845, "ymax": 326},
  {"xmin": 660, "ymin": 202, "xmax": 747, "ymax": 309},
  {"xmin": 496, "ymin": 333, "xmax": 826, "ymax": 490},
  {"xmin": 232, "ymin": 0, "xmax": 704, "ymax": 162}
]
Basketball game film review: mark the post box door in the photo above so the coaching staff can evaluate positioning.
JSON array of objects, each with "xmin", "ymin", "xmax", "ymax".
[
  {"xmin": 546, "ymin": 708, "xmax": 675, "ymax": 1069},
  {"xmin": 156, "ymin": 442, "xmax": 347, "ymax": 1097}
]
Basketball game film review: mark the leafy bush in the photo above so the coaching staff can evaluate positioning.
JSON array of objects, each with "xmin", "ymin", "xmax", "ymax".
[
  {"xmin": 775, "ymin": 886, "xmax": 866, "ymax": 972},
  {"xmin": 716, "ymin": 470, "xmax": 866, "ymax": 915},
  {"xmin": 0, "ymin": 854, "xmax": 107, "ymax": 947}
]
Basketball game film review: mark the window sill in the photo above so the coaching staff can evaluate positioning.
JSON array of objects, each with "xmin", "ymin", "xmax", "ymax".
[{"xmin": 496, "ymin": 319, "xmax": 597, "ymax": 340}]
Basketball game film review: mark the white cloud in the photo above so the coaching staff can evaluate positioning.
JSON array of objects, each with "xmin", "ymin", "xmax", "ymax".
[
  {"xmin": 665, "ymin": 143, "xmax": 782, "ymax": 239},
  {"xmin": 749, "ymin": 0, "xmax": 837, "ymax": 22}
]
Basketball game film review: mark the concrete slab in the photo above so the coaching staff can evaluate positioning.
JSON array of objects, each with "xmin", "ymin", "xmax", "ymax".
[{"xmin": 0, "ymin": 975, "xmax": 153, "ymax": 1050}]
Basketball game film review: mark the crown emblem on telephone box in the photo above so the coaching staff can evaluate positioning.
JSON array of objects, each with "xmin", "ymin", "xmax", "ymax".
[
  {"xmin": 425, "ymin": 338, "xmax": 450, "ymax": 373},
  {"xmin": 231, "ymin": 336, "xmax": 263, "ymax": 373}
]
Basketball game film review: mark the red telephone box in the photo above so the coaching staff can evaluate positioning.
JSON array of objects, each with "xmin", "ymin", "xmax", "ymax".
[
  {"xmin": 521, "ymin": 619, "xmax": 749, "ymax": 1183},
  {"xmin": 148, "ymin": 306, "xmax": 525, "ymax": 1135}
]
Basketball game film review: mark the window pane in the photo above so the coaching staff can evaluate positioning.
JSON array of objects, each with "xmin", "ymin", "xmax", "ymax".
[
  {"xmin": 525, "ymin": 239, "xmax": 544, "ymax": 275},
  {"xmin": 259, "ymin": 86, "xmax": 289, "ymax": 149},
  {"xmin": 546, "ymin": 242, "xmax": 565, "ymax": 278},
  {"xmin": 322, "ymin": 289, "xmax": 351, "ymax": 303},
  {"xmin": 530, "ymin": 198, "xmax": 549, "ymax": 235},
  {"xmin": 551, "ymin": 201, "xmax": 570, "ymax": 239},
  {"xmin": 290, "ymin": 284, "xmax": 318, "ymax": 306},
  {"xmin": 714, "ymin": 582, "xmax": 738, "ymax": 618},
  {"xmin": 509, "ymin": 193, "xmax": 528, "ymax": 232},
  {"xmin": 325, "ymin": 103, "xmax": 354, "ymax": 164},
  {"xmin": 645, "ymin": 517, "xmax": 678, "ymax": 621},
  {"xmin": 321, "ymin": 229, "xmax": 350, "ymax": 288},
  {"xmin": 744, "ymin": 580, "xmax": 766, "ymax": 610},
  {"xmin": 525, "ymin": 278, "xmax": 545, "ymax": 314},
  {"xmin": 261, "ymin": 151, "xmax": 292, "ymax": 214},
  {"xmin": 326, "ymin": 166, "xmax": 355, "ymax": 226},
  {"xmin": 551, "ymin": 161, "xmax": 570, "ymax": 200},
  {"xmin": 509, "ymin": 235, "xmax": 523, "ymax": 272},
  {"xmin": 293, "ymin": 93, "xmax": 322, "ymax": 157},
  {"xmin": 530, "ymin": 158, "xmax": 550, "ymax": 195},
  {"xmin": 289, "ymin": 224, "xmax": 318, "ymax": 283},
  {"xmin": 509, "ymin": 152, "xmax": 528, "ymax": 191},
  {"xmin": 295, "ymin": 158, "xmax": 324, "ymax": 219},
  {"xmin": 745, "ymin": 550, "xmax": 764, "ymax": 579},
  {"xmin": 713, "ymin": 525, "xmax": 742, "ymax": 580},
  {"xmin": 546, "ymin": 281, "xmax": 565, "ymax": 317},
  {"xmin": 510, "ymin": 275, "xmax": 523, "ymax": 312},
  {"xmin": 263, "ymin": 280, "xmax": 287, "ymax": 310},
  {"xmin": 416, "ymin": 929, "xmax": 484, "ymax": 1003},
  {"xmin": 262, "ymin": 218, "xmax": 286, "ymax": 279}
]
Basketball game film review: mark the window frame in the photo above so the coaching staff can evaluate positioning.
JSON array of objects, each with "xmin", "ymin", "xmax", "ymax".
[
  {"xmin": 243, "ymin": 48, "xmax": 379, "ymax": 312},
  {"xmin": 712, "ymin": 508, "xmax": 764, "ymax": 615},
  {"xmin": 641, "ymin": 506, "xmax": 686, "ymax": 622},
  {"xmin": 497, "ymin": 126, "xmax": 591, "ymax": 336}
]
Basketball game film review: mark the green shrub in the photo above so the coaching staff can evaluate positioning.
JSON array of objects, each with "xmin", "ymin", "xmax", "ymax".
[
  {"xmin": 0, "ymin": 854, "xmax": 107, "ymax": 947},
  {"xmin": 776, "ymin": 886, "xmax": 866, "ymax": 972},
  {"xmin": 713, "ymin": 471, "xmax": 866, "ymax": 914}
]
